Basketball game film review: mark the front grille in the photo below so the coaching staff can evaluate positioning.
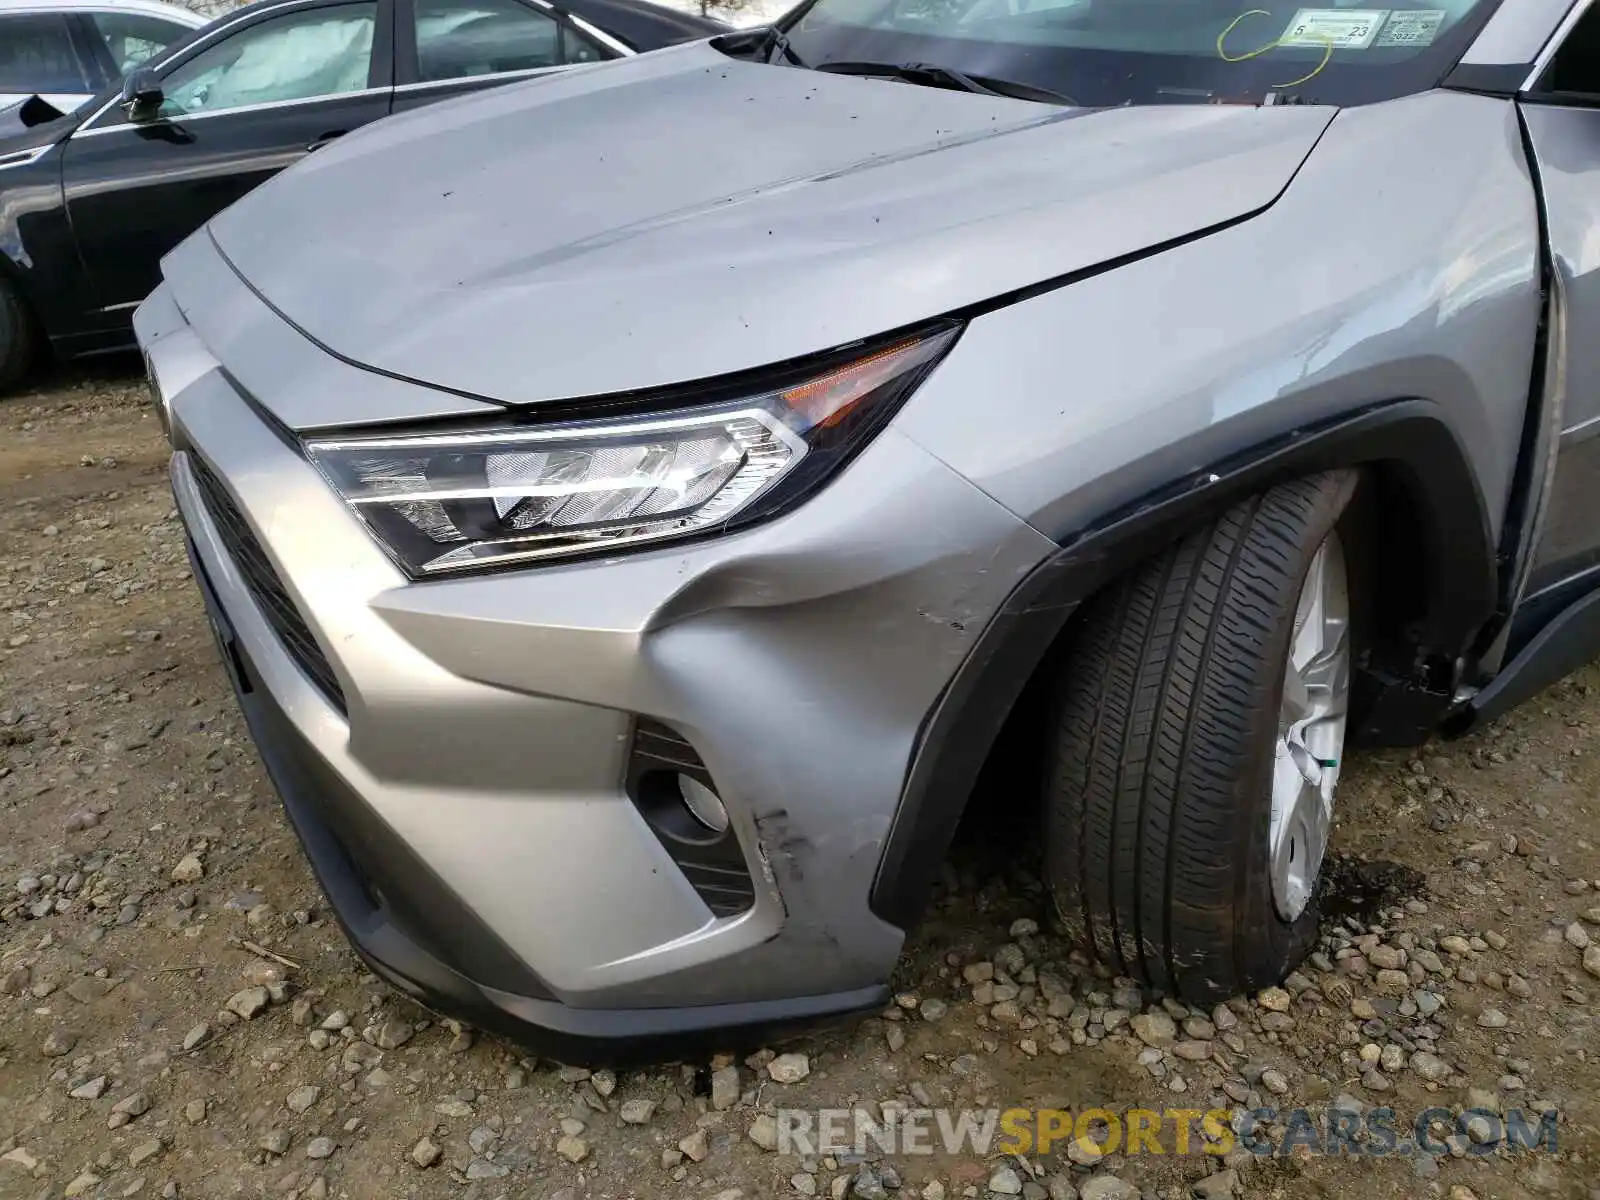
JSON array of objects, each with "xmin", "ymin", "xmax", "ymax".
[{"xmin": 190, "ymin": 457, "xmax": 347, "ymax": 712}]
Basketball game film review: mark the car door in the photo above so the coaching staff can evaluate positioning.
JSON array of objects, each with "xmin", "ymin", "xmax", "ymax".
[
  {"xmin": 1516, "ymin": 2, "xmax": 1600, "ymax": 620},
  {"xmin": 58, "ymin": 0, "xmax": 395, "ymax": 320},
  {"xmin": 392, "ymin": 0, "xmax": 619, "ymax": 115}
]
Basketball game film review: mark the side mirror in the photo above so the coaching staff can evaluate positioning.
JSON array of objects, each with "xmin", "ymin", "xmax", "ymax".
[{"xmin": 119, "ymin": 69, "xmax": 164, "ymax": 122}]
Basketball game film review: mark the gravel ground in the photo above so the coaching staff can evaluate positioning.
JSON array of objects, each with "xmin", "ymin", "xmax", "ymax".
[{"xmin": 1, "ymin": 366, "xmax": 1598, "ymax": 1200}]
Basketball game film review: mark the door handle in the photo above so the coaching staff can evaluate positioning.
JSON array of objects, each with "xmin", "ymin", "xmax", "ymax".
[{"xmin": 307, "ymin": 130, "xmax": 347, "ymax": 152}]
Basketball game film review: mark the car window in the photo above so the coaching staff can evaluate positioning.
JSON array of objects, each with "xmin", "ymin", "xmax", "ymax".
[
  {"xmin": 414, "ymin": 0, "xmax": 572, "ymax": 80},
  {"xmin": 562, "ymin": 24, "xmax": 604, "ymax": 62},
  {"xmin": 0, "ymin": 12, "xmax": 93, "ymax": 93},
  {"xmin": 1535, "ymin": 0, "xmax": 1600, "ymax": 96},
  {"xmin": 89, "ymin": 12, "xmax": 196, "ymax": 73},
  {"xmin": 160, "ymin": 2, "xmax": 377, "ymax": 115}
]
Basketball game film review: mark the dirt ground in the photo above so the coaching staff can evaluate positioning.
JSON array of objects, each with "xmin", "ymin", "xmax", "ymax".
[{"xmin": 1, "ymin": 364, "xmax": 1597, "ymax": 1200}]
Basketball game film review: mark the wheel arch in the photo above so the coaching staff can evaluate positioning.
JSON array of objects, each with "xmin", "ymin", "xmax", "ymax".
[{"xmin": 868, "ymin": 397, "xmax": 1499, "ymax": 932}]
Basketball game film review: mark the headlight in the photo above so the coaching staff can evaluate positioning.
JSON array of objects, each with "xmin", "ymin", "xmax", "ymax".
[{"xmin": 306, "ymin": 325, "xmax": 959, "ymax": 575}]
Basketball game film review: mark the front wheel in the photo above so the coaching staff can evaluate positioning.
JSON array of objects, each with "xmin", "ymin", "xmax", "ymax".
[
  {"xmin": 1044, "ymin": 470, "xmax": 1361, "ymax": 1002},
  {"xmin": 0, "ymin": 278, "xmax": 38, "ymax": 395}
]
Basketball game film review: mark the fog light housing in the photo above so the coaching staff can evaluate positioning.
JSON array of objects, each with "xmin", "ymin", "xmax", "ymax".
[
  {"xmin": 677, "ymin": 774, "xmax": 729, "ymax": 835},
  {"xmin": 627, "ymin": 719, "xmax": 754, "ymax": 917}
]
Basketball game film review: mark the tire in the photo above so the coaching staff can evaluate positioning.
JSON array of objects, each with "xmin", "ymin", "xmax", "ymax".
[
  {"xmin": 1044, "ymin": 470, "xmax": 1362, "ymax": 1002},
  {"xmin": 0, "ymin": 277, "xmax": 38, "ymax": 395}
]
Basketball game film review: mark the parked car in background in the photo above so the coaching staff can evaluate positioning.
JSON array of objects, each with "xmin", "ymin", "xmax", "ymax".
[
  {"xmin": 139, "ymin": 0, "xmax": 1600, "ymax": 1062},
  {"xmin": 0, "ymin": 0, "xmax": 206, "ymax": 114},
  {"xmin": 0, "ymin": 0, "xmax": 725, "ymax": 390}
]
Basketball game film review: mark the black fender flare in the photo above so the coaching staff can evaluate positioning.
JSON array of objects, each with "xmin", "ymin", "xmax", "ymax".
[{"xmin": 868, "ymin": 398, "xmax": 1498, "ymax": 931}]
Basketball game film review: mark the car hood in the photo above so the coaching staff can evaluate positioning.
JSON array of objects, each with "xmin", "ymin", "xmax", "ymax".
[{"xmin": 205, "ymin": 41, "xmax": 1335, "ymax": 406}]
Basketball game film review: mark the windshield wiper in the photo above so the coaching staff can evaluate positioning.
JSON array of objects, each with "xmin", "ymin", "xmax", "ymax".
[
  {"xmin": 764, "ymin": 26, "xmax": 807, "ymax": 68},
  {"xmin": 814, "ymin": 60, "xmax": 1076, "ymax": 106}
]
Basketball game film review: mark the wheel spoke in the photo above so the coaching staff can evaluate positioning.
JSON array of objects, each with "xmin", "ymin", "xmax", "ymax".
[{"xmin": 1270, "ymin": 533, "xmax": 1350, "ymax": 922}]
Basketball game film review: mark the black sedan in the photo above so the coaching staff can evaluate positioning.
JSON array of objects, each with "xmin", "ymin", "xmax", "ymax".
[{"xmin": 0, "ymin": 0, "xmax": 727, "ymax": 390}]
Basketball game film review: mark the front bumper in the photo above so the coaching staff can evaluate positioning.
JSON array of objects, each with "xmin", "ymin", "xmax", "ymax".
[{"xmin": 140, "ymin": 268, "xmax": 1056, "ymax": 1060}]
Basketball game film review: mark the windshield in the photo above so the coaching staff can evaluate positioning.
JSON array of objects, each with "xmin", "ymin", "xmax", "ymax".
[{"xmin": 776, "ymin": 0, "xmax": 1503, "ymax": 106}]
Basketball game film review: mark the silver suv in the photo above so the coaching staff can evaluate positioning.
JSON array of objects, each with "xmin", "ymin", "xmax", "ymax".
[{"xmin": 138, "ymin": 0, "xmax": 1600, "ymax": 1062}]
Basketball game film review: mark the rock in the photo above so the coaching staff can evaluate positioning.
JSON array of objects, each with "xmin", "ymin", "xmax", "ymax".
[
  {"xmin": 42, "ymin": 1029, "xmax": 77, "ymax": 1057},
  {"xmin": 1256, "ymin": 987, "xmax": 1291, "ymax": 1013},
  {"xmin": 794, "ymin": 1174, "xmax": 819, "ymax": 1196},
  {"xmin": 1079, "ymin": 1179, "xmax": 1140, "ymax": 1200},
  {"xmin": 1583, "ymin": 946, "xmax": 1600, "ymax": 979},
  {"xmin": 1411, "ymin": 948, "xmax": 1445, "ymax": 974},
  {"xmin": 466, "ymin": 1159, "xmax": 509, "ymax": 1180},
  {"xmin": 556, "ymin": 1135, "xmax": 589, "ymax": 1163},
  {"xmin": 1368, "ymin": 945, "xmax": 1406, "ymax": 971},
  {"xmin": 226, "ymin": 986, "xmax": 270, "ymax": 1019},
  {"xmin": 710, "ymin": 1065, "xmax": 740, "ymax": 1110},
  {"xmin": 1131, "ymin": 1012, "xmax": 1176, "ymax": 1046},
  {"xmin": 1260, "ymin": 1068, "xmax": 1290, "ymax": 1096},
  {"xmin": 591, "ymin": 1069, "xmax": 617, "ymax": 1097},
  {"xmin": 620, "ymin": 1098, "xmax": 657, "ymax": 1125},
  {"xmin": 679, "ymin": 1128, "xmax": 710, "ymax": 1162},
  {"xmin": 70, "ymin": 1075, "xmax": 108, "ymax": 1100},
  {"xmin": 320, "ymin": 1010, "xmax": 349, "ymax": 1031},
  {"xmin": 988, "ymin": 1167, "xmax": 1023, "ymax": 1196},
  {"xmin": 1477, "ymin": 1008, "xmax": 1509, "ymax": 1029},
  {"xmin": 286, "ymin": 1085, "xmax": 320, "ymax": 1114},
  {"xmin": 260, "ymin": 1129, "xmax": 291, "ymax": 1155},
  {"xmin": 1, "ymin": 965, "xmax": 30, "ymax": 995},
  {"xmin": 410, "ymin": 1136, "xmax": 441, "ymax": 1168},
  {"xmin": 65, "ymin": 1172, "xmax": 103, "ymax": 1197},
  {"xmin": 920, "ymin": 998, "xmax": 948, "ymax": 1022},
  {"xmin": 304, "ymin": 1137, "xmax": 335, "ymax": 1160},
  {"xmin": 241, "ymin": 961, "xmax": 284, "ymax": 988},
  {"xmin": 373, "ymin": 1019, "xmax": 412, "ymax": 1050},
  {"xmin": 1047, "ymin": 1180, "xmax": 1077, "ymax": 1200},
  {"xmin": 1192, "ymin": 1171, "xmax": 1240, "ymax": 1200},
  {"xmin": 184, "ymin": 1100, "xmax": 206, "ymax": 1124},
  {"xmin": 433, "ymin": 1098, "xmax": 472, "ymax": 1118},
  {"xmin": 1565, "ymin": 922, "xmax": 1591, "ymax": 949},
  {"xmin": 1173, "ymin": 1040, "xmax": 1213, "ymax": 1061},
  {"xmin": 746, "ymin": 1113, "xmax": 779, "ymax": 1150},
  {"xmin": 851, "ymin": 1165, "xmax": 890, "ymax": 1200},
  {"xmin": 767, "ymin": 1052, "xmax": 811, "ymax": 1084},
  {"xmin": 170, "ymin": 855, "xmax": 203, "ymax": 883},
  {"xmin": 342, "ymin": 1043, "xmax": 382, "ymax": 1073},
  {"xmin": 1, "ymin": 1147, "xmax": 39, "ymax": 1173},
  {"xmin": 128, "ymin": 1140, "xmax": 163, "ymax": 1168},
  {"xmin": 1410, "ymin": 1052, "xmax": 1452, "ymax": 1082},
  {"xmin": 112, "ymin": 1092, "xmax": 150, "ymax": 1120},
  {"xmin": 182, "ymin": 1023, "xmax": 210, "ymax": 1050}
]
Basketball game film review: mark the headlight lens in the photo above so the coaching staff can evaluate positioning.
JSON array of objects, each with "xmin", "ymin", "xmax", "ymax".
[{"xmin": 306, "ymin": 326, "xmax": 958, "ymax": 575}]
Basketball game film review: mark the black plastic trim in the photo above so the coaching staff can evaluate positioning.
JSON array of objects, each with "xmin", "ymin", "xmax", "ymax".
[
  {"xmin": 187, "ymin": 533, "xmax": 885, "ymax": 1063},
  {"xmin": 1442, "ymin": 62, "xmax": 1531, "ymax": 97},
  {"xmin": 869, "ymin": 399, "xmax": 1498, "ymax": 930},
  {"xmin": 1453, "ymin": 581, "xmax": 1600, "ymax": 732}
]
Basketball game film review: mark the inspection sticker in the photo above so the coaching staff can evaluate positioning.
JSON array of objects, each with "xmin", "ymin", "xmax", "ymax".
[
  {"xmin": 1278, "ymin": 8, "xmax": 1390, "ymax": 48},
  {"xmin": 1375, "ymin": 8, "xmax": 1446, "ymax": 45}
]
